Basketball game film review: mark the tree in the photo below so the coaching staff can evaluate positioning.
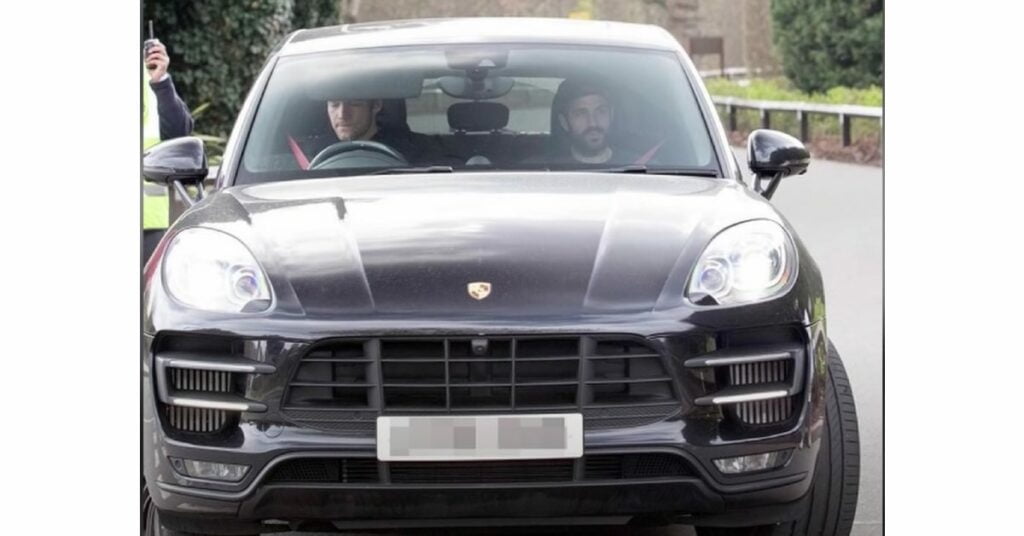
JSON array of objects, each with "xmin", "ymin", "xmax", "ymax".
[
  {"xmin": 293, "ymin": 0, "xmax": 341, "ymax": 28},
  {"xmin": 143, "ymin": 0, "xmax": 340, "ymax": 138},
  {"xmin": 771, "ymin": 0, "xmax": 882, "ymax": 93}
]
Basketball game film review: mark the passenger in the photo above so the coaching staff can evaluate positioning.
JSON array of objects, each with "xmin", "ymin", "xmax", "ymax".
[{"xmin": 545, "ymin": 78, "xmax": 641, "ymax": 165}]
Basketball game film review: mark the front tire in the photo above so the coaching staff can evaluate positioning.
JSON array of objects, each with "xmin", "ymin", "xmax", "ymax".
[
  {"xmin": 143, "ymin": 479, "xmax": 253, "ymax": 536},
  {"xmin": 142, "ymin": 479, "xmax": 185, "ymax": 536},
  {"xmin": 697, "ymin": 340, "xmax": 860, "ymax": 536}
]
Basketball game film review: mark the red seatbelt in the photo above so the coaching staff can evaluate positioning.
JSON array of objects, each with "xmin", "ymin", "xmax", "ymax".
[
  {"xmin": 287, "ymin": 135, "xmax": 310, "ymax": 170},
  {"xmin": 633, "ymin": 140, "xmax": 665, "ymax": 166}
]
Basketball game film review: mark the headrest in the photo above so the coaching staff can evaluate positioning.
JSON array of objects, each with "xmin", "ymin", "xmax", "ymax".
[
  {"xmin": 447, "ymin": 102, "xmax": 509, "ymax": 132},
  {"xmin": 377, "ymin": 98, "xmax": 408, "ymax": 132}
]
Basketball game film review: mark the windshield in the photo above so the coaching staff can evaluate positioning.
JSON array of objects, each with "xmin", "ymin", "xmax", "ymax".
[{"xmin": 237, "ymin": 44, "xmax": 719, "ymax": 184}]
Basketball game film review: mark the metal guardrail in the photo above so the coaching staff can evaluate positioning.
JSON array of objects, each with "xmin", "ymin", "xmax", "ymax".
[
  {"xmin": 699, "ymin": 67, "xmax": 755, "ymax": 79},
  {"xmin": 711, "ymin": 95, "xmax": 883, "ymax": 147}
]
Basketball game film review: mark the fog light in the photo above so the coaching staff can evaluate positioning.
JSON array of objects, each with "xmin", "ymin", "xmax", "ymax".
[
  {"xmin": 713, "ymin": 449, "xmax": 792, "ymax": 474},
  {"xmin": 169, "ymin": 457, "xmax": 250, "ymax": 482}
]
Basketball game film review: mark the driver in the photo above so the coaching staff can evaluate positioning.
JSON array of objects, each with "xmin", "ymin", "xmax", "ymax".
[
  {"xmin": 327, "ymin": 99, "xmax": 382, "ymax": 142},
  {"xmin": 546, "ymin": 79, "xmax": 642, "ymax": 165},
  {"xmin": 326, "ymin": 99, "xmax": 440, "ymax": 164}
]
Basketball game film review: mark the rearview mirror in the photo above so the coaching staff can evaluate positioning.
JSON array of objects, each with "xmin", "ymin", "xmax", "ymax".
[
  {"xmin": 746, "ymin": 129, "xmax": 810, "ymax": 199},
  {"xmin": 438, "ymin": 76, "xmax": 515, "ymax": 100},
  {"xmin": 143, "ymin": 137, "xmax": 208, "ymax": 186}
]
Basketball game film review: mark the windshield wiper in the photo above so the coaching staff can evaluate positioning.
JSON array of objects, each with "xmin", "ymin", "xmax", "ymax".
[
  {"xmin": 594, "ymin": 165, "xmax": 719, "ymax": 177},
  {"xmin": 368, "ymin": 166, "xmax": 455, "ymax": 175}
]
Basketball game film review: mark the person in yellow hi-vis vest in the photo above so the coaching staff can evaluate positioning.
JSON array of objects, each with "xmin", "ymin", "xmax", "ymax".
[{"xmin": 143, "ymin": 39, "xmax": 194, "ymax": 262}]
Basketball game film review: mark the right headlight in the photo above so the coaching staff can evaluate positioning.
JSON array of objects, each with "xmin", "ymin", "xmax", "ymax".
[
  {"xmin": 162, "ymin": 227, "xmax": 272, "ymax": 313},
  {"xmin": 687, "ymin": 219, "xmax": 797, "ymax": 306}
]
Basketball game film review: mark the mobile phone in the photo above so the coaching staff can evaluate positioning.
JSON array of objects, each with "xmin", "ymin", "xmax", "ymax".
[{"xmin": 144, "ymin": 20, "xmax": 160, "ymax": 70}]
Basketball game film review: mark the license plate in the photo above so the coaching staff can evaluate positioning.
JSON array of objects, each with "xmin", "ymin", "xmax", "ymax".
[{"xmin": 377, "ymin": 414, "xmax": 583, "ymax": 461}]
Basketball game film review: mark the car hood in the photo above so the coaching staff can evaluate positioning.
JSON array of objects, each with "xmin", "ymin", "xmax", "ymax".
[{"xmin": 193, "ymin": 172, "xmax": 780, "ymax": 316}]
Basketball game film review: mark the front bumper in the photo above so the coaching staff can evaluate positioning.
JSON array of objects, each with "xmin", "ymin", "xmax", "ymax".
[{"xmin": 143, "ymin": 321, "xmax": 827, "ymax": 532}]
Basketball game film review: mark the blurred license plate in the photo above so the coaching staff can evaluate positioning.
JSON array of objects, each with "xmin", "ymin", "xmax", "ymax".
[{"xmin": 377, "ymin": 414, "xmax": 583, "ymax": 461}]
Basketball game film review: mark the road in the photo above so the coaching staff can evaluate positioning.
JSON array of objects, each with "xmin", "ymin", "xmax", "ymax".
[
  {"xmin": 749, "ymin": 151, "xmax": 883, "ymax": 536},
  {"xmin": 281, "ymin": 151, "xmax": 884, "ymax": 536}
]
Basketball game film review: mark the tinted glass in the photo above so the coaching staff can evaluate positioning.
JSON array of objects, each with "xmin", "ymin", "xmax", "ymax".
[{"xmin": 238, "ymin": 45, "xmax": 718, "ymax": 184}]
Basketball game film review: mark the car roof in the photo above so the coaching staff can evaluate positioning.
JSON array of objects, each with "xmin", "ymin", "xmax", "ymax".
[{"xmin": 279, "ymin": 17, "xmax": 682, "ymax": 57}]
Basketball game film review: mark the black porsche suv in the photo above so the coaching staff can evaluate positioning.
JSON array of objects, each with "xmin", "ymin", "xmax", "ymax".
[{"xmin": 142, "ymin": 18, "xmax": 859, "ymax": 536}]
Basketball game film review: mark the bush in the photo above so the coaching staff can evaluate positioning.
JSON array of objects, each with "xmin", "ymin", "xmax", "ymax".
[
  {"xmin": 770, "ymin": 0, "xmax": 882, "ymax": 94},
  {"xmin": 704, "ymin": 78, "xmax": 882, "ymax": 143},
  {"xmin": 144, "ymin": 0, "xmax": 339, "ymax": 139},
  {"xmin": 703, "ymin": 78, "xmax": 882, "ymax": 107}
]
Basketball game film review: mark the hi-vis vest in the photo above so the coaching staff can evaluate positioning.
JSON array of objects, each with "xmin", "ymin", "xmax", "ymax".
[{"xmin": 143, "ymin": 69, "xmax": 169, "ymax": 230}]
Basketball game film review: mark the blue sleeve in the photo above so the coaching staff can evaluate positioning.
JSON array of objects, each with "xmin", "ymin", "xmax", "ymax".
[{"xmin": 150, "ymin": 75, "xmax": 195, "ymax": 140}]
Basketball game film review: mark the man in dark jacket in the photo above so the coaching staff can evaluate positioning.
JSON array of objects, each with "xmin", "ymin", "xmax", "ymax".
[
  {"xmin": 143, "ymin": 40, "xmax": 194, "ymax": 146},
  {"xmin": 143, "ymin": 39, "xmax": 194, "ymax": 265},
  {"xmin": 325, "ymin": 98, "xmax": 445, "ymax": 164}
]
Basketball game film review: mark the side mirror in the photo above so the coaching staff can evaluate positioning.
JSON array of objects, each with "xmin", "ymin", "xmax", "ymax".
[
  {"xmin": 747, "ymin": 129, "xmax": 810, "ymax": 199},
  {"xmin": 143, "ymin": 136, "xmax": 208, "ymax": 186}
]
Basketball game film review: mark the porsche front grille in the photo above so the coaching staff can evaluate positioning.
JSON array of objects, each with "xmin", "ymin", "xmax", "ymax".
[
  {"xmin": 281, "ymin": 336, "xmax": 681, "ymax": 434},
  {"xmin": 265, "ymin": 453, "xmax": 694, "ymax": 485}
]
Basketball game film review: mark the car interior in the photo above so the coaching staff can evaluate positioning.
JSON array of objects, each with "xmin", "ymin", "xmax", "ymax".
[
  {"xmin": 281, "ymin": 91, "xmax": 690, "ymax": 171},
  {"xmin": 239, "ymin": 46, "xmax": 717, "ymax": 180}
]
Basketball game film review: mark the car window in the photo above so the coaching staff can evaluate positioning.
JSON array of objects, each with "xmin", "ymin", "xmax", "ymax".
[
  {"xmin": 237, "ymin": 44, "xmax": 718, "ymax": 184},
  {"xmin": 407, "ymin": 77, "xmax": 559, "ymax": 135}
]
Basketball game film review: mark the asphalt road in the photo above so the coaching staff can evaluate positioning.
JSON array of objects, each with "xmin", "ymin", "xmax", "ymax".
[
  {"xmin": 279, "ymin": 151, "xmax": 884, "ymax": 536},
  {"xmin": 749, "ymin": 152, "xmax": 883, "ymax": 536}
]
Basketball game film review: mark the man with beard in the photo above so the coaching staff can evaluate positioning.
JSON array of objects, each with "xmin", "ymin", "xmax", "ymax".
[{"xmin": 546, "ymin": 78, "xmax": 640, "ymax": 165}]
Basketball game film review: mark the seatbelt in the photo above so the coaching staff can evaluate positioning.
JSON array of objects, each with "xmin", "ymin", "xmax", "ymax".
[
  {"xmin": 287, "ymin": 135, "xmax": 310, "ymax": 170},
  {"xmin": 633, "ymin": 140, "xmax": 665, "ymax": 166}
]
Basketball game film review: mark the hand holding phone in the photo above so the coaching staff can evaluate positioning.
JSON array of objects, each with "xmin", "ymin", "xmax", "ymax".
[
  {"xmin": 144, "ymin": 21, "xmax": 169, "ymax": 81},
  {"xmin": 144, "ymin": 38, "xmax": 161, "ymax": 69}
]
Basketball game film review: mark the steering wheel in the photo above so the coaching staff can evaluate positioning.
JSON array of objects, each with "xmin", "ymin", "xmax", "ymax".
[{"xmin": 308, "ymin": 140, "xmax": 408, "ymax": 169}]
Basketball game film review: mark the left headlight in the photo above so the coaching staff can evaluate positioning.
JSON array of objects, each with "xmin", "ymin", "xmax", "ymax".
[
  {"xmin": 687, "ymin": 219, "xmax": 797, "ymax": 306},
  {"xmin": 162, "ymin": 227, "xmax": 271, "ymax": 313}
]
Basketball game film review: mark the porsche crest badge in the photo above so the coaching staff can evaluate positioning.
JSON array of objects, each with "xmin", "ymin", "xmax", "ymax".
[{"xmin": 467, "ymin": 282, "xmax": 492, "ymax": 300}]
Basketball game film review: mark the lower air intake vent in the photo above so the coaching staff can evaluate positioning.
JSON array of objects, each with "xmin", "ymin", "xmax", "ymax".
[
  {"xmin": 267, "ymin": 458, "xmax": 379, "ymax": 483},
  {"xmin": 727, "ymin": 360, "xmax": 791, "ymax": 386},
  {"xmin": 165, "ymin": 406, "xmax": 229, "ymax": 433},
  {"xmin": 389, "ymin": 459, "xmax": 575, "ymax": 484},
  {"xmin": 164, "ymin": 369, "xmax": 235, "ymax": 433},
  {"xmin": 683, "ymin": 326, "xmax": 806, "ymax": 429},
  {"xmin": 733, "ymin": 397, "xmax": 794, "ymax": 425},
  {"xmin": 264, "ymin": 453, "xmax": 693, "ymax": 485},
  {"xmin": 171, "ymin": 368, "xmax": 234, "ymax": 393},
  {"xmin": 726, "ymin": 358, "xmax": 795, "ymax": 425},
  {"xmin": 584, "ymin": 453, "xmax": 694, "ymax": 480}
]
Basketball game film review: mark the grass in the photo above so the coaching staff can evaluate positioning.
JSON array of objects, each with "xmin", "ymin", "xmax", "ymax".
[
  {"xmin": 703, "ymin": 77, "xmax": 882, "ymax": 107},
  {"xmin": 704, "ymin": 77, "xmax": 883, "ymax": 142}
]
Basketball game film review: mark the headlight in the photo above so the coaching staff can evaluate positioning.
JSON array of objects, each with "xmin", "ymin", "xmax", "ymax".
[
  {"xmin": 162, "ymin": 228, "xmax": 271, "ymax": 313},
  {"xmin": 687, "ymin": 220, "xmax": 796, "ymax": 306}
]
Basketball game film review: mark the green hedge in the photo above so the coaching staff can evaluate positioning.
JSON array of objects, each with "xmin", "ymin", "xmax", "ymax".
[
  {"xmin": 704, "ymin": 78, "xmax": 882, "ymax": 107},
  {"xmin": 771, "ymin": 0, "xmax": 882, "ymax": 94},
  {"xmin": 705, "ymin": 78, "xmax": 882, "ymax": 142},
  {"xmin": 143, "ymin": 0, "xmax": 339, "ymax": 139}
]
